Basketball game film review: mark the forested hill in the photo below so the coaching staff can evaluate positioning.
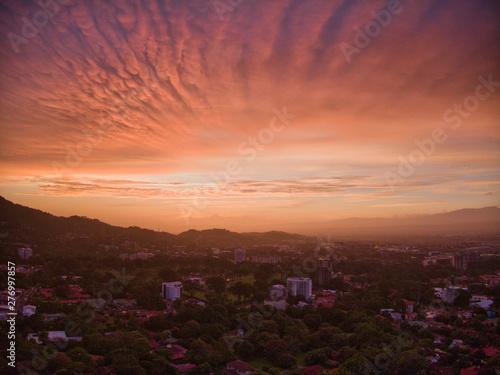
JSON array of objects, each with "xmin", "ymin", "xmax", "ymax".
[{"xmin": 0, "ymin": 196, "xmax": 309, "ymax": 251}]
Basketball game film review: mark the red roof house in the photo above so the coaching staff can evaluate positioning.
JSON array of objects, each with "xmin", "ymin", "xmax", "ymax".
[{"xmin": 226, "ymin": 360, "xmax": 256, "ymax": 375}]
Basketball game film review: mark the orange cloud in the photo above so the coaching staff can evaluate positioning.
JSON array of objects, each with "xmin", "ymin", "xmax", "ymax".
[{"xmin": 0, "ymin": 0, "xmax": 499, "ymax": 231}]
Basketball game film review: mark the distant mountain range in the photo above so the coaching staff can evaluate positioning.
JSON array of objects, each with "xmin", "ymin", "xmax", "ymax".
[
  {"xmin": 0, "ymin": 196, "xmax": 498, "ymax": 248},
  {"xmin": 289, "ymin": 207, "xmax": 500, "ymax": 236}
]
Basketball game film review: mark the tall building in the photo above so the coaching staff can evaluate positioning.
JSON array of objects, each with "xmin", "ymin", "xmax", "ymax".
[
  {"xmin": 316, "ymin": 267, "xmax": 332, "ymax": 285},
  {"xmin": 234, "ymin": 249, "xmax": 245, "ymax": 263},
  {"xmin": 287, "ymin": 277, "xmax": 312, "ymax": 299},
  {"xmin": 453, "ymin": 251, "xmax": 480, "ymax": 270},
  {"xmin": 318, "ymin": 258, "xmax": 332, "ymax": 270},
  {"xmin": 18, "ymin": 248, "xmax": 32, "ymax": 259},
  {"xmin": 162, "ymin": 282, "xmax": 182, "ymax": 301}
]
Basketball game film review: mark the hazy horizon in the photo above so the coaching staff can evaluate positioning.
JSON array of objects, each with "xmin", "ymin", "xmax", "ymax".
[{"xmin": 2, "ymin": 195, "xmax": 499, "ymax": 235}]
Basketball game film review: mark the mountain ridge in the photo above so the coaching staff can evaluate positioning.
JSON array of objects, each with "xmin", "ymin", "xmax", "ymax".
[{"xmin": 291, "ymin": 206, "xmax": 500, "ymax": 235}]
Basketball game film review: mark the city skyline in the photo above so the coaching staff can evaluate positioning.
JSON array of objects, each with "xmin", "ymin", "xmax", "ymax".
[{"xmin": 0, "ymin": 0, "xmax": 499, "ymax": 233}]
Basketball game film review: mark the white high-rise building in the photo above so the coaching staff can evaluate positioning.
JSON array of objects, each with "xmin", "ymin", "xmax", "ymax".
[
  {"xmin": 234, "ymin": 249, "xmax": 245, "ymax": 263},
  {"xmin": 287, "ymin": 277, "xmax": 312, "ymax": 299},
  {"xmin": 162, "ymin": 282, "xmax": 182, "ymax": 301}
]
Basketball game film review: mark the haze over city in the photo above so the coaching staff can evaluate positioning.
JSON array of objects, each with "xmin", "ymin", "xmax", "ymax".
[{"xmin": 0, "ymin": 0, "xmax": 499, "ymax": 233}]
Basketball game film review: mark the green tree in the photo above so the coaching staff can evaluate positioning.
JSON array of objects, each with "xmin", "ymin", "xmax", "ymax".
[
  {"xmin": 189, "ymin": 338, "xmax": 211, "ymax": 364},
  {"xmin": 206, "ymin": 276, "xmax": 226, "ymax": 293},
  {"xmin": 304, "ymin": 313, "xmax": 322, "ymax": 331},
  {"xmin": 230, "ymin": 281, "xmax": 253, "ymax": 301},
  {"xmin": 181, "ymin": 320, "xmax": 202, "ymax": 340},
  {"xmin": 305, "ymin": 348, "xmax": 329, "ymax": 366},
  {"xmin": 66, "ymin": 347, "xmax": 92, "ymax": 364},
  {"xmin": 396, "ymin": 350, "xmax": 429, "ymax": 375},
  {"xmin": 234, "ymin": 340, "xmax": 254, "ymax": 360}
]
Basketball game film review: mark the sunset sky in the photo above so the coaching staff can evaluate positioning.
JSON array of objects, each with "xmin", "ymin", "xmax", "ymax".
[{"xmin": 0, "ymin": 0, "xmax": 499, "ymax": 233}]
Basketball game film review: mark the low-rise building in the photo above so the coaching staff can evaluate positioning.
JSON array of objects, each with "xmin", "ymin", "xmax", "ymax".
[
  {"xmin": 287, "ymin": 277, "xmax": 312, "ymax": 299},
  {"xmin": 22, "ymin": 305, "xmax": 36, "ymax": 317},
  {"xmin": 470, "ymin": 296, "xmax": 493, "ymax": 309},
  {"xmin": 27, "ymin": 331, "xmax": 82, "ymax": 344},
  {"xmin": 162, "ymin": 282, "xmax": 182, "ymax": 301},
  {"xmin": 270, "ymin": 284, "xmax": 286, "ymax": 300},
  {"xmin": 480, "ymin": 274, "xmax": 500, "ymax": 287}
]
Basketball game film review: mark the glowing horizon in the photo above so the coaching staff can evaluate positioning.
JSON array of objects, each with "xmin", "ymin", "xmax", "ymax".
[{"xmin": 0, "ymin": 0, "xmax": 499, "ymax": 233}]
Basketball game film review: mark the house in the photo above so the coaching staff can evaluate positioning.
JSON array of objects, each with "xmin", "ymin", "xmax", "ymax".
[
  {"xmin": 227, "ymin": 329, "xmax": 244, "ymax": 338},
  {"xmin": 450, "ymin": 339, "xmax": 463, "ymax": 348},
  {"xmin": 166, "ymin": 344, "xmax": 187, "ymax": 355},
  {"xmin": 480, "ymin": 274, "xmax": 500, "ymax": 287},
  {"xmin": 380, "ymin": 308, "xmax": 394, "ymax": 314},
  {"xmin": 426, "ymin": 354, "xmax": 440, "ymax": 364},
  {"xmin": 426, "ymin": 310, "xmax": 445, "ymax": 320},
  {"xmin": 434, "ymin": 335, "xmax": 446, "ymax": 345},
  {"xmin": 270, "ymin": 284, "xmax": 286, "ymax": 300},
  {"xmin": 405, "ymin": 313, "xmax": 418, "ymax": 321},
  {"xmin": 480, "ymin": 346, "xmax": 500, "ymax": 357},
  {"xmin": 170, "ymin": 353, "xmax": 185, "ymax": 361},
  {"xmin": 390, "ymin": 312, "xmax": 402, "ymax": 321},
  {"xmin": 41, "ymin": 313, "xmax": 66, "ymax": 322},
  {"xmin": 27, "ymin": 331, "xmax": 82, "ymax": 344},
  {"xmin": 458, "ymin": 311, "xmax": 472, "ymax": 319},
  {"xmin": 313, "ymin": 292, "xmax": 336, "ymax": 308},
  {"xmin": 185, "ymin": 298, "xmax": 205, "ymax": 307},
  {"xmin": 460, "ymin": 367, "xmax": 479, "ymax": 375},
  {"xmin": 403, "ymin": 299, "xmax": 414, "ymax": 314},
  {"xmin": 173, "ymin": 364, "xmax": 197, "ymax": 372},
  {"xmin": 22, "ymin": 305, "xmax": 36, "ymax": 317},
  {"xmin": 225, "ymin": 360, "xmax": 257, "ymax": 375},
  {"xmin": 428, "ymin": 321, "xmax": 451, "ymax": 329},
  {"xmin": 470, "ymin": 296, "xmax": 493, "ymax": 309}
]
